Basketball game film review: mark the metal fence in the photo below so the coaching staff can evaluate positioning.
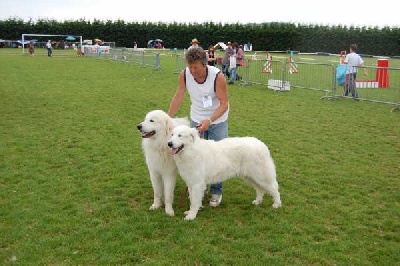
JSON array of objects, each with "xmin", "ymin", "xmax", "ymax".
[
  {"xmin": 240, "ymin": 58, "xmax": 399, "ymax": 106},
  {"xmin": 87, "ymin": 48, "xmax": 400, "ymax": 107},
  {"xmin": 85, "ymin": 47, "xmax": 162, "ymax": 71},
  {"xmin": 237, "ymin": 59, "xmax": 335, "ymax": 96},
  {"xmin": 190, "ymin": 55, "xmax": 399, "ymax": 107},
  {"xmin": 173, "ymin": 53, "xmax": 186, "ymax": 74},
  {"xmin": 330, "ymin": 65, "xmax": 400, "ymax": 106}
]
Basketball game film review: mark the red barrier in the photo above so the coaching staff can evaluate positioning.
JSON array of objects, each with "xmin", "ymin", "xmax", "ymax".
[{"xmin": 376, "ymin": 59, "xmax": 389, "ymax": 88}]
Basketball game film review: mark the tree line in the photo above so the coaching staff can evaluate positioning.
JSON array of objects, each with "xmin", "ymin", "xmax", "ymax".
[{"xmin": 0, "ymin": 18, "xmax": 399, "ymax": 56}]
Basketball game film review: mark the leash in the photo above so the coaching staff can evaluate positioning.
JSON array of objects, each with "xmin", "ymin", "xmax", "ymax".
[
  {"xmin": 178, "ymin": 126, "xmax": 206, "ymax": 209},
  {"xmin": 178, "ymin": 187, "xmax": 189, "ymax": 209}
]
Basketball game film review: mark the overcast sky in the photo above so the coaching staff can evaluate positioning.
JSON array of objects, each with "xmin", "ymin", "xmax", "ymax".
[{"xmin": 0, "ymin": 0, "xmax": 398, "ymax": 28}]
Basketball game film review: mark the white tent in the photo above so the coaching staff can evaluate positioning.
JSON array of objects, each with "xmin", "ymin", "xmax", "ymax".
[{"xmin": 214, "ymin": 42, "xmax": 227, "ymax": 50}]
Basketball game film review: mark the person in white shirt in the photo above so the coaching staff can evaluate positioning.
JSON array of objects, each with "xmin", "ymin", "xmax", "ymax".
[
  {"xmin": 168, "ymin": 47, "xmax": 229, "ymax": 207},
  {"xmin": 188, "ymin": 38, "xmax": 200, "ymax": 50},
  {"xmin": 45, "ymin": 40, "xmax": 52, "ymax": 57},
  {"xmin": 343, "ymin": 44, "xmax": 368, "ymax": 99}
]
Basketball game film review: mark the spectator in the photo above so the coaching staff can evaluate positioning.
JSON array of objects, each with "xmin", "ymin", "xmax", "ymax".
[
  {"xmin": 46, "ymin": 40, "xmax": 52, "ymax": 57},
  {"xmin": 207, "ymin": 45, "xmax": 217, "ymax": 66},
  {"xmin": 221, "ymin": 42, "xmax": 234, "ymax": 78},
  {"xmin": 228, "ymin": 42, "xmax": 241, "ymax": 85},
  {"xmin": 235, "ymin": 44, "xmax": 245, "ymax": 81},
  {"xmin": 188, "ymin": 38, "xmax": 200, "ymax": 50},
  {"xmin": 28, "ymin": 41, "xmax": 34, "ymax": 56},
  {"xmin": 343, "ymin": 44, "xmax": 368, "ymax": 99}
]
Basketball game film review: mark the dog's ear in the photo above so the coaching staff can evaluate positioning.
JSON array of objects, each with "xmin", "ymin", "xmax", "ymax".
[
  {"xmin": 164, "ymin": 118, "xmax": 174, "ymax": 136},
  {"xmin": 190, "ymin": 128, "xmax": 198, "ymax": 143}
]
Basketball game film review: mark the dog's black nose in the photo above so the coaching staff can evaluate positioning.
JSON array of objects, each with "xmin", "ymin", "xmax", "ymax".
[
  {"xmin": 167, "ymin": 141, "xmax": 173, "ymax": 147},
  {"xmin": 137, "ymin": 124, "xmax": 142, "ymax": 130}
]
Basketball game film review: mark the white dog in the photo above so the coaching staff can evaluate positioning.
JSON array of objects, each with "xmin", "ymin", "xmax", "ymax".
[
  {"xmin": 137, "ymin": 110, "xmax": 189, "ymax": 216},
  {"xmin": 168, "ymin": 125, "xmax": 282, "ymax": 220}
]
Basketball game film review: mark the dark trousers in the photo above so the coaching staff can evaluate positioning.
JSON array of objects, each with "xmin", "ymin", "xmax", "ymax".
[{"xmin": 344, "ymin": 73, "xmax": 358, "ymax": 98}]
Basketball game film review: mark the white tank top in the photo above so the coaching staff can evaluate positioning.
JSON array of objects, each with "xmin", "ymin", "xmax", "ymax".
[{"xmin": 185, "ymin": 65, "xmax": 229, "ymax": 124}]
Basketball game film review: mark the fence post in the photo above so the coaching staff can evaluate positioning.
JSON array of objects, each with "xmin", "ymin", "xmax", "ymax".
[
  {"xmin": 239, "ymin": 59, "xmax": 250, "ymax": 86},
  {"xmin": 153, "ymin": 53, "xmax": 162, "ymax": 72}
]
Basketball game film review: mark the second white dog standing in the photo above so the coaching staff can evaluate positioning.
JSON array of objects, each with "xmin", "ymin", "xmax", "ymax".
[
  {"xmin": 137, "ymin": 110, "xmax": 189, "ymax": 216},
  {"xmin": 168, "ymin": 125, "xmax": 282, "ymax": 220}
]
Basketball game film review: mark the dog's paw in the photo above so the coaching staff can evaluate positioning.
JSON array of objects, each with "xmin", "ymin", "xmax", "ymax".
[
  {"xmin": 184, "ymin": 212, "xmax": 197, "ymax": 221},
  {"xmin": 252, "ymin": 199, "xmax": 262, "ymax": 205},
  {"xmin": 272, "ymin": 201, "xmax": 282, "ymax": 208},
  {"xmin": 165, "ymin": 208, "xmax": 175, "ymax": 216},
  {"xmin": 149, "ymin": 204, "xmax": 162, "ymax": 210}
]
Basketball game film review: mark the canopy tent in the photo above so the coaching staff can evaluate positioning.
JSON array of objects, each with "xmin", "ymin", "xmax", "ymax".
[
  {"xmin": 66, "ymin": 36, "xmax": 76, "ymax": 41},
  {"xmin": 214, "ymin": 42, "xmax": 227, "ymax": 50},
  {"xmin": 18, "ymin": 39, "xmax": 37, "ymax": 44}
]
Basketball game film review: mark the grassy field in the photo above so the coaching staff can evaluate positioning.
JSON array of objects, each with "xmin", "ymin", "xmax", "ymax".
[{"xmin": 1, "ymin": 49, "xmax": 399, "ymax": 265}]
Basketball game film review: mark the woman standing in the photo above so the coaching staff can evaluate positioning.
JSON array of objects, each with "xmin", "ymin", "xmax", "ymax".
[
  {"xmin": 28, "ymin": 41, "xmax": 34, "ymax": 56},
  {"xmin": 207, "ymin": 45, "xmax": 217, "ymax": 66},
  {"xmin": 228, "ymin": 42, "xmax": 244, "ymax": 84},
  {"xmin": 221, "ymin": 42, "xmax": 234, "ymax": 78},
  {"xmin": 168, "ymin": 47, "xmax": 229, "ymax": 208}
]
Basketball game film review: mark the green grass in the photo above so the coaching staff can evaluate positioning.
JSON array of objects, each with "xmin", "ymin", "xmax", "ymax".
[{"xmin": 1, "ymin": 50, "xmax": 399, "ymax": 265}]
